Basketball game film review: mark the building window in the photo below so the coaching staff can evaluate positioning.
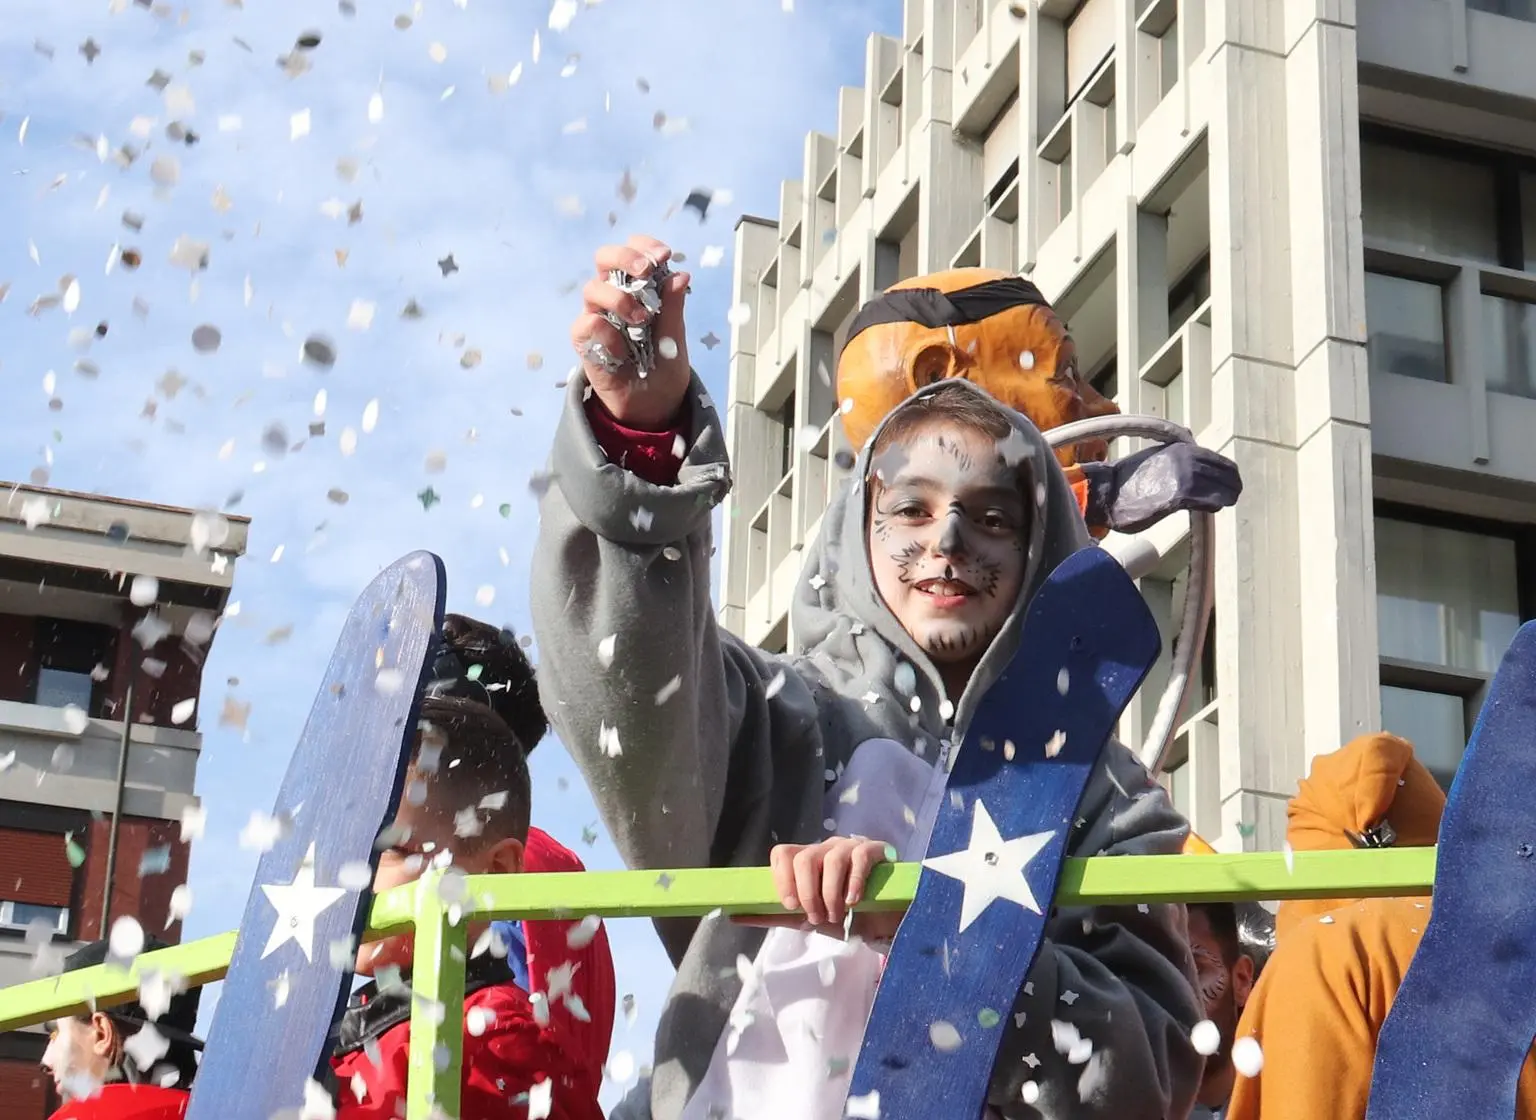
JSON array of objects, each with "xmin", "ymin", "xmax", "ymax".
[
  {"xmin": 32, "ymin": 618, "xmax": 114, "ymax": 718},
  {"xmin": 1361, "ymin": 140, "xmax": 1501, "ymax": 265},
  {"xmin": 1169, "ymin": 255, "xmax": 1211, "ymax": 333},
  {"xmin": 35, "ymin": 667, "xmax": 94, "ymax": 712},
  {"xmin": 1365, "ymin": 272, "xmax": 1448, "ymax": 382},
  {"xmin": 1470, "ymin": 0, "xmax": 1536, "ymax": 22},
  {"xmin": 1484, "ymin": 294, "xmax": 1536, "ymax": 399},
  {"xmin": 1375, "ymin": 509, "xmax": 1531, "ymax": 787},
  {"xmin": 0, "ymin": 899, "xmax": 69, "ymax": 934},
  {"xmin": 777, "ymin": 393, "xmax": 796, "ymax": 478},
  {"xmin": 1361, "ymin": 129, "xmax": 1536, "ymax": 398}
]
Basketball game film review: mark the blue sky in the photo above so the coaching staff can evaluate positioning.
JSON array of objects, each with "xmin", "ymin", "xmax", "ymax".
[{"xmin": 0, "ymin": 0, "xmax": 899, "ymax": 1102}]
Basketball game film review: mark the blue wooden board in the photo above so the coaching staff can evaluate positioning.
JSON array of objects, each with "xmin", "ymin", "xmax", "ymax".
[
  {"xmin": 187, "ymin": 552, "xmax": 446, "ymax": 1120},
  {"xmin": 847, "ymin": 547, "xmax": 1160, "ymax": 1117},
  {"xmin": 1366, "ymin": 620, "xmax": 1536, "ymax": 1120}
]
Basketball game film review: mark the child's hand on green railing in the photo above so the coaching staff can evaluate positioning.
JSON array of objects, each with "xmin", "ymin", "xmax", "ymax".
[{"xmin": 732, "ymin": 836, "xmax": 905, "ymax": 941}]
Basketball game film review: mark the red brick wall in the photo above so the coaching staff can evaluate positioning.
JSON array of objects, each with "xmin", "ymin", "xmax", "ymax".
[
  {"xmin": 0, "ymin": 614, "xmax": 36, "ymax": 703},
  {"xmin": 0, "ymin": 1055, "xmax": 52, "ymax": 1118},
  {"xmin": 140, "ymin": 642, "xmax": 203, "ymax": 728},
  {"xmin": 76, "ymin": 816, "xmax": 191, "ymax": 942}
]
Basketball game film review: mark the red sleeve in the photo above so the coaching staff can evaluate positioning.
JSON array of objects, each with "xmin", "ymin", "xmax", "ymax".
[
  {"xmin": 583, "ymin": 395, "xmax": 687, "ymax": 487},
  {"xmin": 521, "ymin": 827, "xmax": 616, "ymax": 1100},
  {"xmin": 461, "ymin": 986, "xmax": 604, "ymax": 1120},
  {"xmin": 333, "ymin": 986, "xmax": 603, "ymax": 1120}
]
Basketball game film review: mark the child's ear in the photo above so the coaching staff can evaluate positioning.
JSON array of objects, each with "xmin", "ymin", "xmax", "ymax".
[
  {"xmin": 485, "ymin": 836, "xmax": 524, "ymax": 876},
  {"xmin": 89, "ymin": 1013, "xmax": 118, "ymax": 1058}
]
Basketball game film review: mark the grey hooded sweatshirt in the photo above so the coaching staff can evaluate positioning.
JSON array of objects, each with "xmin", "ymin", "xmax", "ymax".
[{"xmin": 532, "ymin": 374, "xmax": 1204, "ymax": 1119}]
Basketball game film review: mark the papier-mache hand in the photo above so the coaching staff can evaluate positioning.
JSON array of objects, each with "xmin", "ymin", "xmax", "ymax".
[{"xmin": 1080, "ymin": 441, "xmax": 1243, "ymax": 535}]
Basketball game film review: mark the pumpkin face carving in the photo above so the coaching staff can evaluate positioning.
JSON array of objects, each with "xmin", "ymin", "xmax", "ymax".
[{"xmin": 835, "ymin": 267, "xmax": 1119, "ymax": 468}]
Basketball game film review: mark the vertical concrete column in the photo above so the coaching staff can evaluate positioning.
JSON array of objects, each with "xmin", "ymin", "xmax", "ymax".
[
  {"xmin": 916, "ymin": 0, "xmax": 984, "ymax": 271},
  {"xmin": 719, "ymin": 218, "xmax": 784, "ymax": 636},
  {"xmin": 1285, "ymin": 2, "xmax": 1382, "ymax": 776},
  {"xmin": 1204, "ymin": 0, "xmax": 1304, "ymax": 852}
]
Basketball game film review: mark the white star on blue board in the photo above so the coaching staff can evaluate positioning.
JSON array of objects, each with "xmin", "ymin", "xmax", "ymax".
[
  {"xmin": 260, "ymin": 842, "xmax": 347, "ymax": 962},
  {"xmin": 922, "ymin": 800, "xmax": 1055, "ymax": 933}
]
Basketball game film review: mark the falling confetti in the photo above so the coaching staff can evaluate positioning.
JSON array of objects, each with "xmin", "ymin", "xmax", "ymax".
[
  {"xmin": 1232, "ymin": 1036, "xmax": 1264, "ymax": 1077},
  {"xmin": 845, "ymin": 1091, "xmax": 881, "ymax": 1119},
  {"xmin": 1191, "ymin": 1019, "xmax": 1221, "ymax": 1056},
  {"xmin": 290, "ymin": 109, "xmax": 312, "ymax": 140},
  {"xmin": 346, "ymin": 300, "xmax": 375, "ymax": 330},
  {"xmin": 929, "ymin": 1020, "xmax": 962, "ymax": 1052},
  {"xmin": 303, "ymin": 335, "xmax": 338, "ymax": 368},
  {"xmin": 109, "ymin": 916, "xmax": 146, "ymax": 962}
]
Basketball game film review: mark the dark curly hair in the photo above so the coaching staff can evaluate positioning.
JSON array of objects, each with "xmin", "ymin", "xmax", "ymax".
[{"xmin": 410, "ymin": 614, "xmax": 547, "ymax": 850}]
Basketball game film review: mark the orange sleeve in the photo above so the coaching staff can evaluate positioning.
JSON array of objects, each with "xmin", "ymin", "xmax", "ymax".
[{"xmin": 1226, "ymin": 904, "xmax": 1384, "ymax": 1120}]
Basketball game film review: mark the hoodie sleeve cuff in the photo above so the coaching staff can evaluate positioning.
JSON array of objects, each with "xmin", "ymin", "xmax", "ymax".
[
  {"xmin": 584, "ymin": 395, "xmax": 688, "ymax": 487},
  {"xmin": 550, "ymin": 373, "xmax": 732, "ymax": 547}
]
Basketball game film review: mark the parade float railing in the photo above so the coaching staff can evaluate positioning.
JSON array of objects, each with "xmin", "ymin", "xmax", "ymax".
[{"xmin": 0, "ymin": 848, "xmax": 1436, "ymax": 1119}]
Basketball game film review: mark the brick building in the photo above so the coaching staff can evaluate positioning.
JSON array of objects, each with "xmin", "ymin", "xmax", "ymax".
[{"xmin": 0, "ymin": 485, "xmax": 246, "ymax": 1114}]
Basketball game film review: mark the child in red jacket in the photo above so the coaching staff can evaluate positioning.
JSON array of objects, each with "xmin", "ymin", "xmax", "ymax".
[
  {"xmin": 329, "ymin": 614, "xmax": 612, "ymax": 1120},
  {"xmin": 40, "ymin": 937, "xmax": 202, "ymax": 1119}
]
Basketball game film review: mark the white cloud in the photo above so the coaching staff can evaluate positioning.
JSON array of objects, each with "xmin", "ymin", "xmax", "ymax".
[{"xmin": 0, "ymin": 0, "xmax": 899, "ymax": 1105}]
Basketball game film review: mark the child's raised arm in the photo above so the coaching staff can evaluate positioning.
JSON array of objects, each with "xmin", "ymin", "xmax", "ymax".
[{"xmin": 531, "ymin": 235, "xmax": 819, "ymax": 876}]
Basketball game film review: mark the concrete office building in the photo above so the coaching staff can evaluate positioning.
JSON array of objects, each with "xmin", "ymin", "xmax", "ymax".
[
  {"xmin": 0, "ymin": 486, "xmax": 247, "ymax": 1113},
  {"xmin": 718, "ymin": 0, "xmax": 1536, "ymax": 854}
]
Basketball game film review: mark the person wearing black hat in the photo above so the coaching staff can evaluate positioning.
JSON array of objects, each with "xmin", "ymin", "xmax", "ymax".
[{"xmin": 40, "ymin": 936, "xmax": 202, "ymax": 1120}]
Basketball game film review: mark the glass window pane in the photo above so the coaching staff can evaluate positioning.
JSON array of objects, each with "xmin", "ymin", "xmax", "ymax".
[
  {"xmin": 1376, "ymin": 518, "xmax": 1521, "ymax": 673},
  {"xmin": 1365, "ymin": 273, "xmax": 1448, "ymax": 382},
  {"xmin": 0, "ymin": 901, "xmax": 68, "ymax": 932},
  {"xmin": 35, "ymin": 667, "xmax": 94, "ymax": 712},
  {"xmin": 1485, "ymin": 294, "xmax": 1536, "ymax": 399},
  {"xmin": 1380, "ymin": 686, "xmax": 1467, "ymax": 788},
  {"xmin": 1361, "ymin": 142, "xmax": 1500, "ymax": 263}
]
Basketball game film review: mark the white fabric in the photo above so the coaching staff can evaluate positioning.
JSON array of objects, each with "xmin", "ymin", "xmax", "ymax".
[{"xmin": 680, "ymin": 737, "xmax": 946, "ymax": 1120}]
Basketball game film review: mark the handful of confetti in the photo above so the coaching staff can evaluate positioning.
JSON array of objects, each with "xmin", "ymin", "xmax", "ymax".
[{"xmin": 601, "ymin": 263, "xmax": 672, "ymax": 378}]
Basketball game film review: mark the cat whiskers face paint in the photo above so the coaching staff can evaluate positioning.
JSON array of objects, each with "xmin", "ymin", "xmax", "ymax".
[{"xmin": 867, "ymin": 424, "xmax": 1027, "ymax": 674}]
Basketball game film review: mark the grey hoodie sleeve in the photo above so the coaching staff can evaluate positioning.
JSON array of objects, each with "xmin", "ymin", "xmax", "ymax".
[
  {"xmin": 989, "ymin": 741, "xmax": 1204, "ymax": 1119},
  {"xmin": 530, "ymin": 374, "xmax": 817, "ymax": 873}
]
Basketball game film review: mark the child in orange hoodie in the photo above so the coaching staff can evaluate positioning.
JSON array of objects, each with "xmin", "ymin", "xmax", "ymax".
[{"xmin": 1224, "ymin": 732, "xmax": 1536, "ymax": 1119}]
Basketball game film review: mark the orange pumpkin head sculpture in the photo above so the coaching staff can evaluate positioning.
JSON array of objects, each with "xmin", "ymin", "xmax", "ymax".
[{"xmin": 836, "ymin": 268, "xmax": 1120, "ymax": 471}]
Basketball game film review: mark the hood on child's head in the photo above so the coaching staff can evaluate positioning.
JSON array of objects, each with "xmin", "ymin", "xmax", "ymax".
[{"xmin": 792, "ymin": 379, "xmax": 1092, "ymax": 723}]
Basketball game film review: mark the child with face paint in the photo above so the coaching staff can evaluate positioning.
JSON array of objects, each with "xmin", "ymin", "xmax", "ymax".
[{"xmin": 537, "ymin": 235, "xmax": 1204, "ymax": 1120}]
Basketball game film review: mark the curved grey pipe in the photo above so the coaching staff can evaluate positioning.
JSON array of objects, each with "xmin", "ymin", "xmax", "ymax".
[{"xmin": 1044, "ymin": 415, "xmax": 1216, "ymax": 778}]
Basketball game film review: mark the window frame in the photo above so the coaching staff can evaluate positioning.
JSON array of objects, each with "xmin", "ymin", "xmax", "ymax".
[
  {"xmin": 1360, "ymin": 123, "xmax": 1531, "ymax": 271},
  {"xmin": 1375, "ymin": 500, "xmax": 1536, "ymax": 784},
  {"xmin": 0, "ymin": 899, "xmax": 70, "ymax": 935}
]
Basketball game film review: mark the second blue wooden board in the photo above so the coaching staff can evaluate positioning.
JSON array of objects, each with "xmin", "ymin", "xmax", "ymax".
[
  {"xmin": 848, "ymin": 546, "xmax": 1161, "ymax": 1118},
  {"xmin": 187, "ymin": 551, "xmax": 446, "ymax": 1120},
  {"xmin": 1367, "ymin": 620, "xmax": 1536, "ymax": 1120}
]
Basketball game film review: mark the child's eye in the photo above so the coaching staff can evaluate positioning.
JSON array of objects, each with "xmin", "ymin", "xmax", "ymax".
[{"xmin": 981, "ymin": 511, "xmax": 1013, "ymax": 530}]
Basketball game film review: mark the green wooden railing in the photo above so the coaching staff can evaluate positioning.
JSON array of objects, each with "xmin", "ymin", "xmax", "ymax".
[{"xmin": 0, "ymin": 848, "xmax": 1437, "ymax": 1118}]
